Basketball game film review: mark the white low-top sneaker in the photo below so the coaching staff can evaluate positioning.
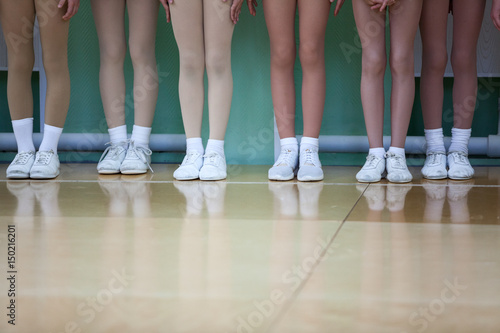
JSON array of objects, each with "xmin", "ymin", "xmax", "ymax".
[
  {"xmin": 447, "ymin": 151, "xmax": 474, "ymax": 180},
  {"xmin": 120, "ymin": 141, "xmax": 153, "ymax": 175},
  {"xmin": 268, "ymin": 148, "xmax": 299, "ymax": 181},
  {"xmin": 30, "ymin": 150, "xmax": 60, "ymax": 179},
  {"xmin": 97, "ymin": 142, "xmax": 127, "ymax": 174},
  {"xmin": 297, "ymin": 148, "xmax": 323, "ymax": 182},
  {"xmin": 421, "ymin": 152, "xmax": 447, "ymax": 180},
  {"xmin": 356, "ymin": 154, "xmax": 386, "ymax": 183},
  {"xmin": 385, "ymin": 152, "xmax": 412, "ymax": 183},
  {"xmin": 199, "ymin": 151, "xmax": 227, "ymax": 181},
  {"xmin": 6, "ymin": 151, "xmax": 36, "ymax": 179},
  {"xmin": 174, "ymin": 150, "xmax": 204, "ymax": 180}
]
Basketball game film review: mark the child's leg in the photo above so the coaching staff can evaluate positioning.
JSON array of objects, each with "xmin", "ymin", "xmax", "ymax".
[
  {"xmin": 170, "ymin": 0, "xmax": 205, "ymax": 140},
  {"xmin": 203, "ymin": 0, "xmax": 234, "ymax": 141},
  {"xmin": 388, "ymin": 0, "xmax": 423, "ymax": 149},
  {"xmin": 297, "ymin": 0, "xmax": 330, "ymax": 139},
  {"xmin": 90, "ymin": 0, "xmax": 127, "ymax": 130},
  {"xmin": 352, "ymin": 0, "xmax": 387, "ymax": 149},
  {"xmin": 419, "ymin": 0, "xmax": 449, "ymax": 131},
  {"xmin": 170, "ymin": 0, "xmax": 205, "ymax": 181},
  {"xmin": 263, "ymin": 0, "xmax": 297, "ymax": 139},
  {"xmin": 127, "ymin": 0, "xmax": 159, "ymax": 130},
  {"xmin": 353, "ymin": 0, "xmax": 387, "ymax": 183}
]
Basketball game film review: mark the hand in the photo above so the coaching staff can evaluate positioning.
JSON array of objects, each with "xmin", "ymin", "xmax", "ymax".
[
  {"xmin": 365, "ymin": 0, "xmax": 398, "ymax": 12},
  {"xmin": 330, "ymin": 0, "xmax": 345, "ymax": 16},
  {"xmin": 229, "ymin": 0, "xmax": 257, "ymax": 24},
  {"xmin": 58, "ymin": 0, "xmax": 79, "ymax": 20},
  {"xmin": 159, "ymin": 0, "xmax": 173, "ymax": 23},
  {"xmin": 492, "ymin": 0, "xmax": 500, "ymax": 30}
]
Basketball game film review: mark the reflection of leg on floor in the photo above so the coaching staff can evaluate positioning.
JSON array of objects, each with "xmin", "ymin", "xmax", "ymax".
[
  {"xmin": 174, "ymin": 181, "xmax": 204, "ymax": 217},
  {"xmin": 386, "ymin": 184, "xmax": 412, "ymax": 213},
  {"xmin": 30, "ymin": 181, "xmax": 61, "ymax": 217},
  {"xmin": 99, "ymin": 177, "xmax": 128, "ymax": 217},
  {"xmin": 422, "ymin": 180, "xmax": 447, "ymax": 223},
  {"xmin": 297, "ymin": 182, "xmax": 323, "ymax": 219},
  {"xmin": 122, "ymin": 177, "xmax": 152, "ymax": 218},
  {"xmin": 357, "ymin": 184, "xmax": 386, "ymax": 211},
  {"xmin": 7, "ymin": 181, "xmax": 35, "ymax": 217},
  {"xmin": 268, "ymin": 182, "xmax": 298, "ymax": 218},
  {"xmin": 448, "ymin": 180, "xmax": 474, "ymax": 224},
  {"xmin": 201, "ymin": 182, "xmax": 227, "ymax": 217}
]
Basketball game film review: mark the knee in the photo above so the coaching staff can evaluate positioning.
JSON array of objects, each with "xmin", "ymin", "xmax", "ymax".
[
  {"xmin": 8, "ymin": 53, "xmax": 35, "ymax": 75},
  {"xmin": 422, "ymin": 48, "xmax": 448, "ymax": 75},
  {"xmin": 205, "ymin": 50, "xmax": 230, "ymax": 77},
  {"xmin": 390, "ymin": 51, "xmax": 413, "ymax": 76},
  {"xmin": 362, "ymin": 51, "xmax": 386, "ymax": 76},
  {"xmin": 451, "ymin": 49, "xmax": 475, "ymax": 74},
  {"xmin": 42, "ymin": 50, "xmax": 68, "ymax": 75},
  {"xmin": 129, "ymin": 41, "xmax": 155, "ymax": 66},
  {"xmin": 270, "ymin": 45, "xmax": 296, "ymax": 69},
  {"xmin": 100, "ymin": 42, "xmax": 126, "ymax": 66},
  {"xmin": 179, "ymin": 51, "xmax": 205, "ymax": 76},
  {"xmin": 299, "ymin": 42, "xmax": 324, "ymax": 69}
]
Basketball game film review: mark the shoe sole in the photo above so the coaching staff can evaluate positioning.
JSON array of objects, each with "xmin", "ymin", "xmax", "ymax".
[
  {"xmin": 174, "ymin": 176, "xmax": 199, "ymax": 181},
  {"xmin": 422, "ymin": 175, "xmax": 447, "ymax": 180},
  {"xmin": 6, "ymin": 173, "xmax": 30, "ymax": 179},
  {"xmin": 297, "ymin": 176, "xmax": 324, "ymax": 182},
  {"xmin": 121, "ymin": 170, "xmax": 148, "ymax": 175},
  {"xmin": 98, "ymin": 170, "xmax": 121, "ymax": 175},
  {"xmin": 356, "ymin": 178, "xmax": 382, "ymax": 183},
  {"xmin": 30, "ymin": 171, "xmax": 60, "ymax": 180},
  {"xmin": 448, "ymin": 175, "xmax": 473, "ymax": 180},
  {"xmin": 199, "ymin": 176, "xmax": 226, "ymax": 181},
  {"xmin": 387, "ymin": 178, "xmax": 413, "ymax": 184}
]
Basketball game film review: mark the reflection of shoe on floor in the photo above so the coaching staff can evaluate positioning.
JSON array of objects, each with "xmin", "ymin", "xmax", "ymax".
[
  {"xmin": 174, "ymin": 181, "xmax": 204, "ymax": 217},
  {"xmin": 201, "ymin": 182, "xmax": 227, "ymax": 217},
  {"xmin": 358, "ymin": 184, "xmax": 385, "ymax": 211},
  {"xmin": 422, "ymin": 179, "xmax": 447, "ymax": 222},
  {"xmin": 122, "ymin": 179, "xmax": 152, "ymax": 218},
  {"xmin": 297, "ymin": 182, "xmax": 323, "ymax": 219},
  {"xmin": 7, "ymin": 181, "xmax": 35, "ymax": 216},
  {"xmin": 268, "ymin": 182, "xmax": 298, "ymax": 218},
  {"xmin": 447, "ymin": 180, "xmax": 474, "ymax": 224},
  {"xmin": 386, "ymin": 184, "xmax": 412, "ymax": 212},
  {"xmin": 98, "ymin": 180, "xmax": 127, "ymax": 217},
  {"xmin": 30, "ymin": 182, "xmax": 61, "ymax": 217}
]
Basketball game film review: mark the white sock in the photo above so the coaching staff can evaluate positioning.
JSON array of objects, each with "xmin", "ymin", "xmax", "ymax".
[
  {"xmin": 300, "ymin": 137, "xmax": 319, "ymax": 153},
  {"xmin": 108, "ymin": 125, "xmax": 127, "ymax": 146},
  {"xmin": 388, "ymin": 146, "xmax": 405, "ymax": 156},
  {"xmin": 449, "ymin": 128, "xmax": 471, "ymax": 154},
  {"xmin": 39, "ymin": 124, "xmax": 63, "ymax": 153},
  {"xmin": 206, "ymin": 139, "xmax": 225, "ymax": 156},
  {"xmin": 280, "ymin": 137, "xmax": 298, "ymax": 153},
  {"xmin": 12, "ymin": 118, "xmax": 35, "ymax": 153},
  {"xmin": 369, "ymin": 147, "xmax": 385, "ymax": 159},
  {"xmin": 130, "ymin": 125, "xmax": 152, "ymax": 148},
  {"xmin": 186, "ymin": 137, "xmax": 204, "ymax": 155},
  {"xmin": 424, "ymin": 128, "xmax": 446, "ymax": 154}
]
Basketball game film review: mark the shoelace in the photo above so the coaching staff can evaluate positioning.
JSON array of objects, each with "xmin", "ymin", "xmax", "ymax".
[
  {"xmin": 127, "ymin": 141, "xmax": 154, "ymax": 173},
  {"xmin": 364, "ymin": 154, "xmax": 380, "ymax": 168},
  {"xmin": 385, "ymin": 152, "xmax": 405, "ymax": 169},
  {"xmin": 35, "ymin": 151, "xmax": 54, "ymax": 165},
  {"xmin": 203, "ymin": 152, "xmax": 221, "ymax": 166},
  {"xmin": 182, "ymin": 151, "xmax": 201, "ymax": 165},
  {"xmin": 449, "ymin": 151, "xmax": 469, "ymax": 164},
  {"xmin": 426, "ymin": 152, "xmax": 444, "ymax": 165},
  {"xmin": 275, "ymin": 149, "xmax": 295, "ymax": 167},
  {"xmin": 99, "ymin": 140, "xmax": 128, "ymax": 163},
  {"xmin": 12, "ymin": 152, "xmax": 34, "ymax": 165},
  {"xmin": 302, "ymin": 149, "xmax": 318, "ymax": 166}
]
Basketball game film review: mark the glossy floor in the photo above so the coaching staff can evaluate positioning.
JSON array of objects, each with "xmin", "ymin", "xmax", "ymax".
[{"xmin": 0, "ymin": 164, "xmax": 499, "ymax": 333}]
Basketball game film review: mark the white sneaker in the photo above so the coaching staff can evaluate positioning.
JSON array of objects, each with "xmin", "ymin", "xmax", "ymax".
[
  {"xmin": 421, "ymin": 152, "xmax": 447, "ymax": 180},
  {"xmin": 6, "ymin": 151, "xmax": 36, "ymax": 179},
  {"xmin": 174, "ymin": 150, "xmax": 204, "ymax": 180},
  {"xmin": 268, "ymin": 148, "xmax": 299, "ymax": 181},
  {"xmin": 120, "ymin": 141, "xmax": 153, "ymax": 175},
  {"xmin": 385, "ymin": 152, "xmax": 412, "ymax": 183},
  {"xmin": 297, "ymin": 148, "xmax": 323, "ymax": 182},
  {"xmin": 199, "ymin": 151, "xmax": 227, "ymax": 181},
  {"xmin": 356, "ymin": 154, "xmax": 385, "ymax": 183},
  {"xmin": 97, "ymin": 142, "xmax": 127, "ymax": 174},
  {"xmin": 447, "ymin": 152, "xmax": 474, "ymax": 180},
  {"xmin": 30, "ymin": 150, "xmax": 60, "ymax": 179}
]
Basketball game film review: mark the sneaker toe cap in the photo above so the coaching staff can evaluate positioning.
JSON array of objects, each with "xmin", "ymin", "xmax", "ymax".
[
  {"xmin": 297, "ymin": 166, "xmax": 323, "ymax": 181},
  {"xmin": 387, "ymin": 171, "xmax": 413, "ymax": 183},
  {"xmin": 174, "ymin": 166, "xmax": 200, "ymax": 180},
  {"xmin": 268, "ymin": 166, "xmax": 294, "ymax": 180},
  {"xmin": 199, "ymin": 165, "xmax": 226, "ymax": 180}
]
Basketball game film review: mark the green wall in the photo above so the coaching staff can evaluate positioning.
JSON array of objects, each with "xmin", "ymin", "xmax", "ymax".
[{"xmin": 1, "ymin": 2, "xmax": 499, "ymax": 165}]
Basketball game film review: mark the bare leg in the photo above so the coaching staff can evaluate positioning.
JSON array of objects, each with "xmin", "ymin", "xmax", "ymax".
[
  {"xmin": 170, "ymin": 0, "xmax": 205, "ymax": 139},
  {"xmin": 35, "ymin": 0, "xmax": 71, "ymax": 128},
  {"xmin": 204, "ymin": 0, "xmax": 235, "ymax": 140},
  {"xmin": 388, "ymin": 0, "xmax": 423, "ymax": 148},
  {"xmin": 91, "ymin": 0, "xmax": 127, "ymax": 129},
  {"xmin": 0, "ymin": 0, "xmax": 36, "ymax": 120},
  {"xmin": 451, "ymin": 0, "xmax": 486, "ymax": 129},
  {"xmin": 297, "ymin": 0, "xmax": 331, "ymax": 138},
  {"xmin": 352, "ymin": 0, "xmax": 386, "ymax": 148},
  {"xmin": 127, "ymin": 0, "xmax": 159, "ymax": 128},
  {"xmin": 263, "ymin": 0, "xmax": 297, "ymax": 139},
  {"xmin": 419, "ymin": 0, "xmax": 449, "ymax": 130}
]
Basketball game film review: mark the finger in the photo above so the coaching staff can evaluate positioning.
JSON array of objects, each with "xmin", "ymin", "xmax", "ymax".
[
  {"xmin": 334, "ymin": 0, "xmax": 343, "ymax": 16},
  {"xmin": 58, "ymin": 0, "xmax": 66, "ymax": 9},
  {"xmin": 379, "ymin": 0, "xmax": 388, "ymax": 11},
  {"xmin": 167, "ymin": 6, "xmax": 171, "ymax": 23},
  {"xmin": 63, "ymin": 3, "xmax": 74, "ymax": 20},
  {"xmin": 495, "ymin": 16, "xmax": 500, "ymax": 31}
]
